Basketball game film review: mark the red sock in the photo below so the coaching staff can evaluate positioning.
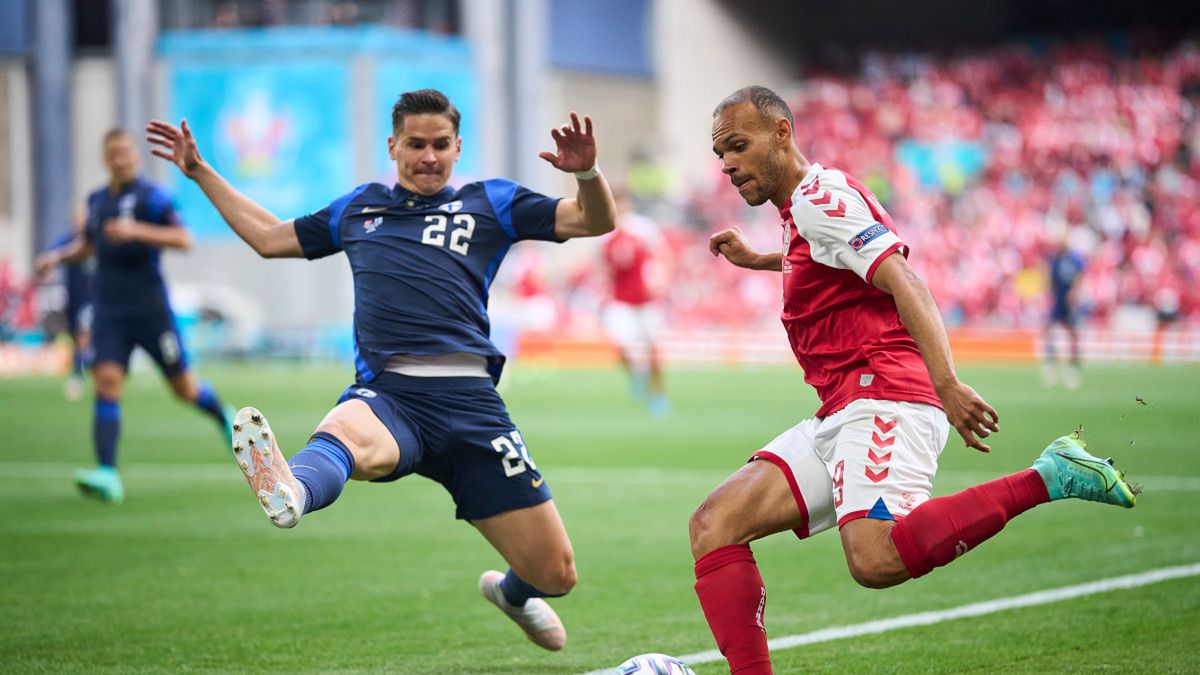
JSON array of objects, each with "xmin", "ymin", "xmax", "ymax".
[
  {"xmin": 694, "ymin": 545, "xmax": 773, "ymax": 674},
  {"xmin": 890, "ymin": 469, "xmax": 1049, "ymax": 578}
]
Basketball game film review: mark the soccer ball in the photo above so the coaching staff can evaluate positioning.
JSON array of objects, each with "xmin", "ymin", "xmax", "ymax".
[{"xmin": 614, "ymin": 653, "xmax": 697, "ymax": 674}]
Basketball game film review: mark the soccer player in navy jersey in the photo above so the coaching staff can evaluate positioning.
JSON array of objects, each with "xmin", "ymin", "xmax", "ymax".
[
  {"xmin": 35, "ymin": 129, "xmax": 233, "ymax": 504},
  {"xmin": 1043, "ymin": 235, "xmax": 1085, "ymax": 389},
  {"xmin": 146, "ymin": 89, "xmax": 616, "ymax": 651}
]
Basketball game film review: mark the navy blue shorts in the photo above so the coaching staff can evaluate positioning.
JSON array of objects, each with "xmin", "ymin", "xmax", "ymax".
[
  {"xmin": 1050, "ymin": 300, "xmax": 1076, "ymax": 326},
  {"xmin": 92, "ymin": 310, "xmax": 189, "ymax": 377},
  {"xmin": 339, "ymin": 372, "xmax": 553, "ymax": 521}
]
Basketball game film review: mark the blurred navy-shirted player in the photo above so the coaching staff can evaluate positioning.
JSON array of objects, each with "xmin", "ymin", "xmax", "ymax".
[
  {"xmin": 36, "ymin": 129, "xmax": 233, "ymax": 505},
  {"xmin": 42, "ymin": 209, "xmax": 95, "ymax": 401},
  {"xmin": 147, "ymin": 89, "xmax": 616, "ymax": 651},
  {"xmin": 1044, "ymin": 236, "xmax": 1085, "ymax": 388}
]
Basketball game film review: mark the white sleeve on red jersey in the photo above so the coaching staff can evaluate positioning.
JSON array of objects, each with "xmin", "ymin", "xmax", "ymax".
[{"xmin": 789, "ymin": 167, "xmax": 906, "ymax": 283}]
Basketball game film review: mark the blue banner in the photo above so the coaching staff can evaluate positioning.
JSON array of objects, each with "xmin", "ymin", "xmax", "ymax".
[{"xmin": 168, "ymin": 60, "xmax": 352, "ymax": 239}]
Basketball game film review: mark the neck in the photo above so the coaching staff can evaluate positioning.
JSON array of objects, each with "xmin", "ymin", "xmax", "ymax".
[
  {"xmin": 109, "ymin": 175, "xmax": 135, "ymax": 192},
  {"xmin": 770, "ymin": 154, "xmax": 810, "ymax": 209}
]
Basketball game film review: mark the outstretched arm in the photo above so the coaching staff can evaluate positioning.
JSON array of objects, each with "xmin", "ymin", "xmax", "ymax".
[
  {"xmin": 709, "ymin": 226, "xmax": 781, "ymax": 271},
  {"xmin": 102, "ymin": 218, "xmax": 192, "ymax": 250},
  {"xmin": 539, "ymin": 112, "xmax": 616, "ymax": 240},
  {"xmin": 146, "ymin": 119, "xmax": 303, "ymax": 258},
  {"xmin": 871, "ymin": 252, "xmax": 999, "ymax": 452},
  {"xmin": 35, "ymin": 236, "xmax": 93, "ymax": 277}
]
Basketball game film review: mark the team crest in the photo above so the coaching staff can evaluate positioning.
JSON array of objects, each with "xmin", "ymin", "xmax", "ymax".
[
  {"xmin": 439, "ymin": 200, "xmax": 464, "ymax": 214},
  {"xmin": 363, "ymin": 216, "xmax": 382, "ymax": 234}
]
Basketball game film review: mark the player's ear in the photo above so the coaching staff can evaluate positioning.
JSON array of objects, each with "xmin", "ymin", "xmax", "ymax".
[
  {"xmin": 454, "ymin": 135, "xmax": 462, "ymax": 161},
  {"xmin": 387, "ymin": 135, "xmax": 397, "ymax": 160},
  {"xmin": 776, "ymin": 117, "xmax": 793, "ymax": 145}
]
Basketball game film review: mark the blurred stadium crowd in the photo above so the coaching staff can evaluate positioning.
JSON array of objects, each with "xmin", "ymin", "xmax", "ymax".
[
  {"xmin": 6, "ymin": 36, "xmax": 1200, "ymax": 350},
  {"xmin": 540, "ymin": 38, "xmax": 1200, "ymax": 336}
]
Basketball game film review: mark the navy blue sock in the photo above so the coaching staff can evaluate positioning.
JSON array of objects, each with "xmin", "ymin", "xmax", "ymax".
[
  {"xmin": 499, "ymin": 568, "xmax": 564, "ymax": 607},
  {"xmin": 287, "ymin": 432, "xmax": 354, "ymax": 514},
  {"xmin": 194, "ymin": 380, "xmax": 228, "ymax": 428},
  {"xmin": 71, "ymin": 348, "xmax": 86, "ymax": 376},
  {"xmin": 94, "ymin": 398, "xmax": 120, "ymax": 468}
]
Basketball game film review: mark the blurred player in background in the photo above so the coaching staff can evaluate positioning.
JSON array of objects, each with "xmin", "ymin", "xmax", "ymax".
[
  {"xmin": 35, "ymin": 129, "xmax": 233, "ymax": 505},
  {"xmin": 147, "ymin": 89, "xmax": 616, "ymax": 651},
  {"xmin": 39, "ymin": 208, "xmax": 95, "ymax": 401},
  {"xmin": 692, "ymin": 87, "xmax": 1138, "ymax": 674},
  {"xmin": 1043, "ymin": 234, "xmax": 1085, "ymax": 389},
  {"xmin": 601, "ymin": 187, "xmax": 669, "ymax": 416}
]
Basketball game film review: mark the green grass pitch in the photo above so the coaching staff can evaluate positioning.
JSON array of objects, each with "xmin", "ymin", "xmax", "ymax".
[{"xmin": 1, "ymin": 362, "xmax": 1198, "ymax": 673}]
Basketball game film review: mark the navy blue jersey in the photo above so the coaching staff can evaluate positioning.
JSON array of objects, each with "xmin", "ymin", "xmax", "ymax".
[
  {"xmin": 83, "ymin": 177, "xmax": 181, "ymax": 318},
  {"xmin": 294, "ymin": 180, "xmax": 561, "ymax": 383},
  {"xmin": 1049, "ymin": 250, "xmax": 1084, "ymax": 302}
]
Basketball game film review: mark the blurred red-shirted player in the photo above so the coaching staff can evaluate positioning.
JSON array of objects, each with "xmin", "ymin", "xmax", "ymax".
[
  {"xmin": 601, "ymin": 189, "xmax": 669, "ymax": 416},
  {"xmin": 692, "ymin": 86, "xmax": 1139, "ymax": 675}
]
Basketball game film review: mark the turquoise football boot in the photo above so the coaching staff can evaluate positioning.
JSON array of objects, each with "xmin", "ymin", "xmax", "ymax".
[
  {"xmin": 1031, "ymin": 433, "xmax": 1138, "ymax": 508},
  {"xmin": 74, "ymin": 466, "xmax": 125, "ymax": 504}
]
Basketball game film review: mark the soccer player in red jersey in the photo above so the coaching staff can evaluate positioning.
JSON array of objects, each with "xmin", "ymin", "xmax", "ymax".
[
  {"xmin": 600, "ymin": 189, "xmax": 669, "ymax": 415},
  {"xmin": 692, "ymin": 86, "xmax": 1138, "ymax": 674}
]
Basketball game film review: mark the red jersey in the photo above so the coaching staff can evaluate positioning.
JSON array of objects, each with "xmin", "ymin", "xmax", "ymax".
[
  {"xmin": 781, "ymin": 163, "xmax": 942, "ymax": 418},
  {"xmin": 603, "ymin": 213, "xmax": 661, "ymax": 305}
]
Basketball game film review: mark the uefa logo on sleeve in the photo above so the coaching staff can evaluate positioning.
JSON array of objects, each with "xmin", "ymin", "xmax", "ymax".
[{"xmin": 849, "ymin": 223, "xmax": 888, "ymax": 251}]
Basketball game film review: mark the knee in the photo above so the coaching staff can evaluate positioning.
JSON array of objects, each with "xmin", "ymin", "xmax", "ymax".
[
  {"xmin": 534, "ymin": 554, "xmax": 577, "ymax": 596},
  {"xmin": 314, "ymin": 416, "xmax": 389, "ymax": 478},
  {"xmin": 844, "ymin": 543, "xmax": 905, "ymax": 589},
  {"xmin": 689, "ymin": 500, "xmax": 730, "ymax": 560},
  {"xmin": 169, "ymin": 379, "xmax": 196, "ymax": 402},
  {"xmin": 93, "ymin": 372, "xmax": 122, "ymax": 400},
  {"xmin": 846, "ymin": 560, "xmax": 893, "ymax": 589}
]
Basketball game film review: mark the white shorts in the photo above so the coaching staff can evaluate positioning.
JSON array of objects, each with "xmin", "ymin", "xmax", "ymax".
[
  {"xmin": 750, "ymin": 398, "xmax": 949, "ymax": 538},
  {"xmin": 601, "ymin": 301, "xmax": 663, "ymax": 350}
]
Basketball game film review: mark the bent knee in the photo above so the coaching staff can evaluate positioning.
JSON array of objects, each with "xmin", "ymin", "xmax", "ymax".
[
  {"xmin": 532, "ymin": 557, "xmax": 577, "ymax": 596},
  {"xmin": 689, "ymin": 501, "xmax": 735, "ymax": 560},
  {"xmin": 845, "ymin": 550, "xmax": 906, "ymax": 589},
  {"xmin": 847, "ymin": 563, "xmax": 894, "ymax": 589}
]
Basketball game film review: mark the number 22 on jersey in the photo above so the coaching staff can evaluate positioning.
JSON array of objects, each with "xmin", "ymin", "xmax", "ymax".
[{"xmin": 422, "ymin": 214, "xmax": 476, "ymax": 255}]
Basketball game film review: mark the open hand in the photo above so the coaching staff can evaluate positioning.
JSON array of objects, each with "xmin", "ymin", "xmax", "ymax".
[
  {"xmin": 538, "ymin": 112, "xmax": 597, "ymax": 173},
  {"xmin": 146, "ymin": 119, "xmax": 205, "ymax": 178},
  {"xmin": 938, "ymin": 379, "xmax": 1000, "ymax": 452}
]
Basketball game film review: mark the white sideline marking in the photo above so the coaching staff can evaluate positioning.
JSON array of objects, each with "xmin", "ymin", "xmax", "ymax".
[
  {"xmin": 578, "ymin": 562, "xmax": 1200, "ymax": 675},
  {"xmin": 0, "ymin": 462, "xmax": 1198, "ymax": 492}
]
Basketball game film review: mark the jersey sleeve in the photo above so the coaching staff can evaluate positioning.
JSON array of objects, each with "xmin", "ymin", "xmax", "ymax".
[
  {"xmin": 145, "ymin": 186, "xmax": 183, "ymax": 226},
  {"xmin": 293, "ymin": 184, "xmax": 369, "ymax": 260},
  {"xmin": 790, "ymin": 176, "xmax": 906, "ymax": 284},
  {"xmin": 482, "ymin": 179, "xmax": 562, "ymax": 243}
]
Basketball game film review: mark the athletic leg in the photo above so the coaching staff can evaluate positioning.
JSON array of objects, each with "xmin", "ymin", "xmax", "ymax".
[
  {"xmin": 474, "ymin": 501, "xmax": 576, "ymax": 650},
  {"xmin": 166, "ymin": 370, "xmax": 231, "ymax": 432},
  {"xmin": 231, "ymin": 399, "xmax": 399, "ymax": 528},
  {"xmin": 689, "ymin": 418, "xmax": 836, "ymax": 675},
  {"xmin": 839, "ymin": 429, "xmax": 1134, "ymax": 586},
  {"xmin": 76, "ymin": 361, "xmax": 127, "ymax": 503}
]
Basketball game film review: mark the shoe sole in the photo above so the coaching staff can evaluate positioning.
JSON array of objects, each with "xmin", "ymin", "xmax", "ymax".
[
  {"xmin": 231, "ymin": 407, "xmax": 302, "ymax": 528},
  {"xmin": 478, "ymin": 571, "xmax": 566, "ymax": 651}
]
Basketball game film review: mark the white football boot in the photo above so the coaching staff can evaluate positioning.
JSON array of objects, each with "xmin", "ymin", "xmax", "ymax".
[
  {"xmin": 478, "ymin": 570, "xmax": 567, "ymax": 651},
  {"xmin": 231, "ymin": 407, "xmax": 305, "ymax": 528}
]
